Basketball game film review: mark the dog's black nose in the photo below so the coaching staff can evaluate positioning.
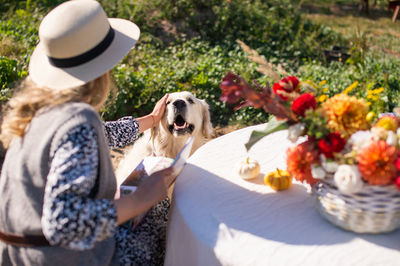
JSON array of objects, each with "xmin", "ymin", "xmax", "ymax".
[{"xmin": 173, "ymin": 99, "xmax": 186, "ymax": 109}]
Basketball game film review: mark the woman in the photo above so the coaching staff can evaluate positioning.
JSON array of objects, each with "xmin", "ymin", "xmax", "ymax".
[{"xmin": 0, "ymin": 0, "xmax": 176, "ymax": 265}]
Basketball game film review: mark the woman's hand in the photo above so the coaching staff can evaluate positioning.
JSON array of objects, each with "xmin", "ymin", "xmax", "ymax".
[
  {"xmin": 136, "ymin": 94, "xmax": 169, "ymax": 133},
  {"xmin": 133, "ymin": 166, "xmax": 176, "ymax": 205},
  {"xmin": 150, "ymin": 94, "xmax": 169, "ymax": 125},
  {"xmin": 113, "ymin": 166, "xmax": 177, "ymax": 225}
]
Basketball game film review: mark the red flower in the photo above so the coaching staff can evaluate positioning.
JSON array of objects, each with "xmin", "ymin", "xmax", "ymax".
[
  {"xmin": 286, "ymin": 140, "xmax": 319, "ymax": 185},
  {"xmin": 317, "ymin": 132, "xmax": 346, "ymax": 159},
  {"xmin": 291, "ymin": 93, "xmax": 317, "ymax": 117},
  {"xmin": 219, "ymin": 72, "xmax": 268, "ymax": 109},
  {"xmin": 396, "ymin": 176, "xmax": 400, "ymax": 190},
  {"xmin": 219, "ymin": 72, "xmax": 244, "ymax": 104},
  {"xmin": 272, "ymin": 76, "xmax": 300, "ymax": 100},
  {"xmin": 395, "ymin": 157, "xmax": 400, "ymax": 171}
]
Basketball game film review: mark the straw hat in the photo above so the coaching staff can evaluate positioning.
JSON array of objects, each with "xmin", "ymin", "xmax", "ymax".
[{"xmin": 29, "ymin": 0, "xmax": 140, "ymax": 90}]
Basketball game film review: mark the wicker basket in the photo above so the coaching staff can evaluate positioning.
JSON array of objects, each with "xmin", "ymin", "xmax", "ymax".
[{"xmin": 312, "ymin": 178, "xmax": 400, "ymax": 234}]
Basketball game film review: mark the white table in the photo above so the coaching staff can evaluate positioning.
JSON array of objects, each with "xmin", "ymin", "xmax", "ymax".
[{"xmin": 164, "ymin": 124, "xmax": 400, "ymax": 266}]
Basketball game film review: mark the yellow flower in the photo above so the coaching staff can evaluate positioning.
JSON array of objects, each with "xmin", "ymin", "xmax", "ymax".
[
  {"xmin": 368, "ymin": 87, "xmax": 384, "ymax": 95},
  {"xmin": 301, "ymin": 80, "xmax": 316, "ymax": 88},
  {"xmin": 342, "ymin": 81, "xmax": 359, "ymax": 94},
  {"xmin": 322, "ymin": 94, "xmax": 370, "ymax": 139},
  {"xmin": 374, "ymin": 115, "xmax": 398, "ymax": 132},
  {"xmin": 366, "ymin": 111, "xmax": 376, "ymax": 122},
  {"xmin": 318, "ymin": 95, "xmax": 328, "ymax": 103},
  {"xmin": 367, "ymin": 87, "xmax": 384, "ymax": 102},
  {"xmin": 318, "ymin": 80, "xmax": 327, "ymax": 86},
  {"xmin": 366, "ymin": 94, "xmax": 379, "ymax": 101}
]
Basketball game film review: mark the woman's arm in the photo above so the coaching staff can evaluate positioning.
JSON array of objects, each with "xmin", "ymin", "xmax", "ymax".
[
  {"xmin": 43, "ymin": 124, "xmax": 117, "ymax": 250},
  {"xmin": 103, "ymin": 117, "xmax": 140, "ymax": 148},
  {"xmin": 102, "ymin": 94, "xmax": 169, "ymax": 148},
  {"xmin": 43, "ymin": 123, "xmax": 176, "ymax": 250}
]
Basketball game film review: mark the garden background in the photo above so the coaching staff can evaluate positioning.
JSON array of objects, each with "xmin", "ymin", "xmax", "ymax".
[{"xmin": 1, "ymin": 0, "xmax": 400, "ymax": 165}]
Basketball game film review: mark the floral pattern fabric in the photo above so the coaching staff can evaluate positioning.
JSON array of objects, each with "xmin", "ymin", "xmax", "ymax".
[{"xmin": 43, "ymin": 116, "xmax": 170, "ymax": 265}]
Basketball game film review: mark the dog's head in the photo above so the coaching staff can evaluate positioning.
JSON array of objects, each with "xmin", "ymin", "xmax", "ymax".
[{"xmin": 158, "ymin": 91, "xmax": 213, "ymax": 139}]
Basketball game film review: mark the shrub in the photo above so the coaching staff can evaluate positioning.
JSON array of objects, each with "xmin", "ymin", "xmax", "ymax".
[
  {"xmin": 103, "ymin": 37, "xmax": 270, "ymax": 125},
  {"xmin": 0, "ymin": 56, "xmax": 27, "ymax": 102},
  {"xmin": 1, "ymin": 0, "xmax": 395, "ymax": 128}
]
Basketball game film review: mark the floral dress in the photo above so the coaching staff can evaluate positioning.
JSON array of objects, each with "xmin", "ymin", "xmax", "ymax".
[{"xmin": 42, "ymin": 116, "xmax": 170, "ymax": 266}]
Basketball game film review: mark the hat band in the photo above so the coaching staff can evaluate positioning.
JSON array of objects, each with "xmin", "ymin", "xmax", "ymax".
[{"xmin": 48, "ymin": 27, "xmax": 115, "ymax": 68}]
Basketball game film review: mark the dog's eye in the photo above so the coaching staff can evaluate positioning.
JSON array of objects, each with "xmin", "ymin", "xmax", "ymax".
[
  {"xmin": 166, "ymin": 101, "xmax": 171, "ymax": 105},
  {"xmin": 188, "ymin": 98, "xmax": 194, "ymax": 104}
]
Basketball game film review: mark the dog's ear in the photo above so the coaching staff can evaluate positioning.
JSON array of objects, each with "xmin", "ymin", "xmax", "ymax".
[
  {"xmin": 149, "ymin": 120, "xmax": 160, "ymax": 143},
  {"xmin": 200, "ymin": 99, "xmax": 213, "ymax": 138}
]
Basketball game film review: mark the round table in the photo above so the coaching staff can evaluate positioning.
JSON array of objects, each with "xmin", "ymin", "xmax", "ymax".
[{"xmin": 164, "ymin": 124, "xmax": 400, "ymax": 266}]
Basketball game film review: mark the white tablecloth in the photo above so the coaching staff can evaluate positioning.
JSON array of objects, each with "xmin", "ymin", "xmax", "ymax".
[{"xmin": 164, "ymin": 124, "xmax": 400, "ymax": 266}]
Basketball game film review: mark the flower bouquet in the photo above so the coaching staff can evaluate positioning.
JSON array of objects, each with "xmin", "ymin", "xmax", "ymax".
[{"xmin": 219, "ymin": 72, "xmax": 400, "ymax": 233}]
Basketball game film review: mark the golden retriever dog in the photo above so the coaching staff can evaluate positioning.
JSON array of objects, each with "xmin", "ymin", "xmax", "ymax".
[{"xmin": 115, "ymin": 91, "xmax": 213, "ymax": 183}]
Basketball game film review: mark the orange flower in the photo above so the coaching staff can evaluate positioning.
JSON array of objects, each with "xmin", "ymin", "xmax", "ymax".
[
  {"xmin": 357, "ymin": 140, "xmax": 398, "ymax": 185},
  {"xmin": 322, "ymin": 94, "xmax": 370, "ymax": 139},
  {"xmin": 286, "ymin": 140, "xmax": 319, "ymax": 185}
]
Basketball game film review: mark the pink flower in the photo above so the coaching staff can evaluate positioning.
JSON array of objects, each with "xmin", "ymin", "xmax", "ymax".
[{"xmin": 291, "ymin": 93, "xmax": 317, "ymax": 117}]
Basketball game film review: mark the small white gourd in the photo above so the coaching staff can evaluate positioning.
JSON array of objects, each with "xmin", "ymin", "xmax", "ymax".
[{"xmin": 236, "ymin": 157, "xmax": 260, "ymax": 180}]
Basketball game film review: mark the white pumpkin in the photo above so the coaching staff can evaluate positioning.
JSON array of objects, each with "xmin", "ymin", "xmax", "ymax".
[{"xmin": 236, "ymin": 157, "xmax": 260, "ymax": 180}]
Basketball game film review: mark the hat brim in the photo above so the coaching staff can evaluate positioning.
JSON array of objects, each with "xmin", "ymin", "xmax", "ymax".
[{"xmin": 29, "ymin": 18, "xmax": 140, "ymax": 90}]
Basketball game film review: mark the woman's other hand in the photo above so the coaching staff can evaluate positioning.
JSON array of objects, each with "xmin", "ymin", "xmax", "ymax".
[
  {"xmin": 114, "ymin": 166, "xmax": 176, "ymax": 225},
  {"xmin": 134, "ymin": 166, "xmax": 176, "ymax": 205}
]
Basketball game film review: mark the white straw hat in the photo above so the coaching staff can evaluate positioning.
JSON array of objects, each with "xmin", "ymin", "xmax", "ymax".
[{"xmin": 29, "ymin": 0, "xmax": 140, "ymax": 90}]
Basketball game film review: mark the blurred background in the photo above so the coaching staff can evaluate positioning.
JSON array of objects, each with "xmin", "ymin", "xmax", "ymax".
[{"xmin": 1, "ymin": 0, "xmax": 400, "ymax": 142}]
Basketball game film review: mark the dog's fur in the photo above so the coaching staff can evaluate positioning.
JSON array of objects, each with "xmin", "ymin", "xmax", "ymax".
[{"xmin": 115, "ymin": 91, "xmax": 213, "ymax": 182}]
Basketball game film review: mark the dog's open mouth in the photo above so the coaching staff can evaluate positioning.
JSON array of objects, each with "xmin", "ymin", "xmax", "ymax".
[{"xmin": 168, "ymin": 115, "xmax": 194, "ymax": 135}]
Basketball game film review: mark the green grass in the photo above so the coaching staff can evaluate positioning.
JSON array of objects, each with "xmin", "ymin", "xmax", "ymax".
[
  {"xmin": 1, "ymin": 0, "xmax": 400, "ymax": 127},
  {"xmin": 301, "ymin": 2, "xmax": 400, "ymax": 55}
]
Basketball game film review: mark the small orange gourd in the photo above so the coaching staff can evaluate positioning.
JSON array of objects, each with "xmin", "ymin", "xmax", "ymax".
[{"xmin": 264, "ymin": 168, "xmax": 292, "ymax": 191}]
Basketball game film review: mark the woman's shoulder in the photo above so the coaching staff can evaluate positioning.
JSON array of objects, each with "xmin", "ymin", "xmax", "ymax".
[
  {"xmin": 31, "ymin": 102, "xmax": 101, "ymax": 139},
  {"xmin": 58, "ymin": 102, "xmax": 97, "ymax": 115},
  {"xmin": 37, "ymin": 102, "xmax": 98, "ymax": 121}
]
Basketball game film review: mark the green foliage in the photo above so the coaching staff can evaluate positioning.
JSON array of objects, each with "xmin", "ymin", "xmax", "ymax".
[
  {"xmin": 245, "ymin": 116, "xmax": 289, "ymax": 151},
  {"xmin": 1, "ymin": 0, "xmax": 399, "ymax": 129},
  {"xmin": 0, "ymin": 8, "xmax": 41, "ymax": 64},
  {"xmin": 0, "ymin": 56, "xmax": 27, "ymax": 102},
  {"xmin": 301, "ymin": 109, "xmax": 329, "ymax": 140},
  {"xmin": 0, "ymin": 0, "xmax": 62, "ymax": 13},
  {"xmin": 297, "ymin": 53, "xmax": 400, "ymax": 115},
  {"xmin": 104, "ymin": 37, "xmax": 269, "ymax": 125}
]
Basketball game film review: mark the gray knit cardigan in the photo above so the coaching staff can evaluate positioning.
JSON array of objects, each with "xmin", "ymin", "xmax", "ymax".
[{"xmin": 0, "ymin": 102, "xmax": 119, "ymax": 265}]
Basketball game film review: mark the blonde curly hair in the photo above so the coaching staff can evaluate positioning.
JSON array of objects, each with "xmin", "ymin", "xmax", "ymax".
[{"xmin": 1, "ymin": 71, "xmax": 113, "ymax": 148}]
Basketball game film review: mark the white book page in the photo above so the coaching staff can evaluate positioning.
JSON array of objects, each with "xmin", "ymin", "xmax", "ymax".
[
  {"xmin": 118, "ymin": 136, "xmax": 194, "ymax": 191},
  {"xmin": 116, "ymin": 136, "xmax": 194, "ymax": 230}
]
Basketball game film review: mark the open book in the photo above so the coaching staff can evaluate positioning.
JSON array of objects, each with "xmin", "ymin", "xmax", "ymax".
[{"xmin": 117, "ymin": 136, "xmax": 194, "ymax": 230}]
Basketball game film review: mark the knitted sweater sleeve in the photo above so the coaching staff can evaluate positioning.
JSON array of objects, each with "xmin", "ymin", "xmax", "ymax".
[
  {"xmin": 42, "ymin": 123, "xmax": 117, "ymax": 250},
  {"xmin": 103, "ymin": 116, "xmax": 140, "ymax": 148}
]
